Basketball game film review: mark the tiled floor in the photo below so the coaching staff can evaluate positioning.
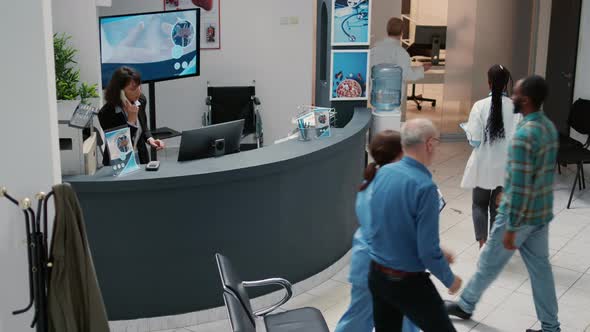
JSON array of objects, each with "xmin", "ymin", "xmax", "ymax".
[
  {"xmin": 161, "ymin": 142, "xmax": 590, "ymax": 332},
  {"xmin": 405, "ymin": 83, "xmax": 472, "ymax": 136}
]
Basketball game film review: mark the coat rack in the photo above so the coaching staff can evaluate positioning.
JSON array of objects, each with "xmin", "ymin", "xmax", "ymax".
[{"xmin": 1, "ymin": 186, "xmax": 54, "ymax": 332}]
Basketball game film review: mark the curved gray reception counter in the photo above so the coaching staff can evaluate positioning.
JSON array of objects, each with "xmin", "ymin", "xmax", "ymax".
[{"xmin": 66, "ymin": 108, "xmax": 371, "ymax": 320}]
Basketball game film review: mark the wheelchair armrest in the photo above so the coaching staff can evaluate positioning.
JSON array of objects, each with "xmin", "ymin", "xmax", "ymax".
[
  {"xmin": 255, "ymin": 109, "xmax": 263, "ymax": 139},
  {"xmin": 242, "ymin": 278, "xmax": 292, "ymax": 316},
  {"xmin": 252, "ymin": 96, "xmax": 261, "ymax": 105}
]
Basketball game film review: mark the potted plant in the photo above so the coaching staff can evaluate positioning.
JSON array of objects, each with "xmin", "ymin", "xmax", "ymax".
[{"xmin": 53, "ymin": 33, "xmax": 99, "ymax": 115}]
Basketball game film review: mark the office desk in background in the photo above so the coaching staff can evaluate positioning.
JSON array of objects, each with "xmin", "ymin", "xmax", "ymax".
[{"xmin": 419, "ymin": 64, "xmax": 445, "ymax": 84}]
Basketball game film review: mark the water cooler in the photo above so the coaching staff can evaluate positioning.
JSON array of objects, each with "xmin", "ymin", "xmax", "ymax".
[{"xmin": 370, "ymin": 64, "xmax": 403, "ymax": 138}]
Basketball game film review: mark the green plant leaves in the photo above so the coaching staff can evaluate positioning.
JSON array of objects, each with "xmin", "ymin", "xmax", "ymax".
[{"xmin": 53, "ymin": 33, "xmax": 98, "ymax": 102}]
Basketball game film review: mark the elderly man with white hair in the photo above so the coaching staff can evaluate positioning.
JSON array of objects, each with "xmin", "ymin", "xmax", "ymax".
[{"xmin": 361, "ymin": 119, "xmax": 462, "ymax": 332}]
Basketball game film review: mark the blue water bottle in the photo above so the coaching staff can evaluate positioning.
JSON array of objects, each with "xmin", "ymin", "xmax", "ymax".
[{"xmin": 371, "ymin": 64, "xmax": 403, "ymax": 113}]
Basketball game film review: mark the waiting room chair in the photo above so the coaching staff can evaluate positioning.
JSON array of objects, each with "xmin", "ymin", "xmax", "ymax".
[
  {"xmin": 203, "ymin": 81, "xmax": 263, "ymax": 150},
  {"xmin": 215, "ymin": 253, "xmax": 330, "ymax": 332},
  {"xmin": 556, "ymin": 98, "xmax": 590, "ymax": 208}
]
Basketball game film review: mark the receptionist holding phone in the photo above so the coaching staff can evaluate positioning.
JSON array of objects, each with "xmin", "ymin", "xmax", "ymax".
[{"xmin": 98, "ymin": 66, "xmax": 165, "ymax": 165}]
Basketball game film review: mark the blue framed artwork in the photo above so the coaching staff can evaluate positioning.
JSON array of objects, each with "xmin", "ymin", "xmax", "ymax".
[
  {"xmin": 331, "ymin": 0, "xmax": 371, "ymax": 46},
  {"xmin": 330, "ymin": 50, "xmax": 370, "ymax": 101}
]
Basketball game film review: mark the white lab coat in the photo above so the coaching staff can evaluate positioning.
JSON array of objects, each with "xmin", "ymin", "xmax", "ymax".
[
  {"xmin": 460, "ymin": 96, "xmax": 521, "ymax": 190},
  {"xmin": 370, "ymin": 37, "xmax": 424, "ymax": 82}
]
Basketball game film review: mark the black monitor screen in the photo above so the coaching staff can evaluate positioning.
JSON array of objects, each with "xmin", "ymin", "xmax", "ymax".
[
  {"xmin": 414, "ymin": 25, "xmax": 446, "ymax": 49},
  {"xmin": 178, "ymin": 119, "xmax": 244, "ymax": 162},
  {"xmin": 99, "ymin": 9, "xmax": 200, "ymax": 86}
]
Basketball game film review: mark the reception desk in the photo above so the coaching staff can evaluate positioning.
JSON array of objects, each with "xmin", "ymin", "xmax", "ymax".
[{"xmin": 66, "ymin": 108, "xmax": 371, "ymax": 320}]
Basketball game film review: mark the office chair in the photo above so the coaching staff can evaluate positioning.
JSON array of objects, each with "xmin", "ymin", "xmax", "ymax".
[
  {"xmin": 215, "ymin": 253, "xmax": 330, "ymax": 332},
  {"xmin": 405, "ymin": 25, "xmax": 446, "ymax": 111},
  {"xmin": 203, "ymin": 81, "xmax": 263, "ymax": 149},
  {"xmin": 556, "ymin": 99, "xmax": 590, "ymax": 208}
]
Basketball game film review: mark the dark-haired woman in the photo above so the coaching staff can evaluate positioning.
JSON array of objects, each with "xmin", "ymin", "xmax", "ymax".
[
  {"xmin": 460, "ymin": 64, "xmax": 521, "ymax": 248},
  {"xmin": 335, "ymin": 130, "xmax": 418, "ymax": 332},
  {"xmin": 98, "ymin": 66, "xmax": 165, "ymax": 165}
]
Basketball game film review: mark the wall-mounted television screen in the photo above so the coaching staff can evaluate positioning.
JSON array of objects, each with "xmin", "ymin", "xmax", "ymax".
[{"xmin": 99, "ymin": 9, "xmax": 200, "ymax": 87}]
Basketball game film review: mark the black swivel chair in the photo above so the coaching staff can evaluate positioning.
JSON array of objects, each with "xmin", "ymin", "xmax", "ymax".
[
  {"xmin": 556, "ymin": 99, "xmax": 590, "ymax": 208},
  {"xmin": 203, "ymin": 81, "xmax": 263, "ymax": 150},
  {"xmin": 405, "ymin": 25, "xmax": 446, "ymax": 111},
  {"xmin": 215, "ymin": 253, "xmax": 330, "ymax": 332}
]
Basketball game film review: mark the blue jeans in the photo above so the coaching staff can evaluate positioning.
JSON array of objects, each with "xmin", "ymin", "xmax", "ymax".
[
  {"xmin": 335, "ymin": 283, "xmax": 419, "ymax": 332},
  {"xmin": 458, "ymin": 215, "xmax": 560, "ymax": 332}
]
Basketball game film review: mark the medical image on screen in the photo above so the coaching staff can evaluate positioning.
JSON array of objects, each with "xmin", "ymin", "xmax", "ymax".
[{"xmin": 100, "ymin": 9, "xmax": 200, "ymax": 86}]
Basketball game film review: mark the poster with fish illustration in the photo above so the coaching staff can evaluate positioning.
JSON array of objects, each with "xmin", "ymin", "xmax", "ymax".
[
  {"xmin": 164, "ymin": 0, "xmax": 221, "ymax": 49},
  {"xmin": 330, "ymin": 50, "xmax": 370, "ymax": 101}
]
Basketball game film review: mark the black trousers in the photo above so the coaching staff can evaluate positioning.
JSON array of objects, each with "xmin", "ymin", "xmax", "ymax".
[
  {"xmin": 368, "ymin": 265, "xmax": 456, "ymax": 332},
  {"xmin": 472, "ymin": 186, "xmax": 503, "ymax": 241}
]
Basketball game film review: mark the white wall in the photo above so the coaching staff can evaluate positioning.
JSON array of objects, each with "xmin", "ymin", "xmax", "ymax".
[
  {"xmin": 571, "ymin": 0, "xmax": 590, "ymax": 145},
  {"xmin": 471, "ymin": 0, "xmax": 534, "ymax": 100},
  {"xmin": 370, "ymin": 0, "xmax": 401, "ymax": 45},
  {"xmin": 441, "ymin": 0, "xmax": 533, "ymax": 133},
  {"xmin": 471, "ymin": 0, "xmax": 515, "ymax": 100},
  {"xmin": 574, "ymin": 0, "xmax": 590, "ymax": 101},
  {"xmin": 413, "ymin": 0, "xmax": 448, "ymax": 25},
  {"xmin": 52, "ymin": 0, "xmax": 103, "ymax": 97},
  {"xmin": 533, "ymin": 0, "xmax": 552, "ymax": 76},
  {"xmin": 0, "ymin": 1, "xmax": 60, "ymax": 332},
  {"xmin": 441, "ymin": 0, "xmax": 478, "ymax": 127},
  {"xmin": 99, "ymin": 0, "xmax": 314, "ymax": 145}
]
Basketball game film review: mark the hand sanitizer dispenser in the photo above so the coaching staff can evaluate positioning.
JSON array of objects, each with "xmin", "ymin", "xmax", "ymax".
[{"xmin": 370, "ymin": 64, "xmax": 403, "ymax": 137}]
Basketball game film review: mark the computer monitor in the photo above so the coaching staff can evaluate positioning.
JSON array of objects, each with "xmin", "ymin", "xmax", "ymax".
[
  {"xmin": 413, "ymin": 25, "xmax": 447, "ymax": 65},
  {"xmin": 177, "ymin": 119, "xmax": 244, "ymax": 162},
  {"xmin": 99, "ymin": 9, "xmax": 200, "ymax": 87}
]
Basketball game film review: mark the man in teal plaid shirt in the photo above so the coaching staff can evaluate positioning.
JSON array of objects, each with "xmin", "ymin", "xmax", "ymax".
[{"xmin": 446, "ymin": 76, "xmax": 561, "ymax": 332}]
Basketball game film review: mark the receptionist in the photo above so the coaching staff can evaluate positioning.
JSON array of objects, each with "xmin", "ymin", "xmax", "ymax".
[{"xmin": 98, "ymin": 66, "xmax": 165, "ymax": 165}]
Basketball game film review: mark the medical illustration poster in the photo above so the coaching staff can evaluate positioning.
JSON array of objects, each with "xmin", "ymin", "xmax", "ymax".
[
  {"xmin": 331, "ymin": 0, "xmax": 371, "ymax": 46},
  {"xmin": 330, "ymin": 50, "xmax": 370, "ymax": 101},
  {"xmin": 105, "ymin": 127, "xmax": 140, "ymax": 176},
  {"xmin": 164, "ymin": 0, "xmax": 221, "ymax": 49}
]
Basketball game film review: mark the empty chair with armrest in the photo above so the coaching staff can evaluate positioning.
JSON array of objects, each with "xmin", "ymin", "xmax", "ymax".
[
  {"xmin": 215, "ymin": 253, "xmax": 330, "ymax": 332},
  {"xmin": 556, "ymin": 98, "xmax": 590, "ymax": 208}
]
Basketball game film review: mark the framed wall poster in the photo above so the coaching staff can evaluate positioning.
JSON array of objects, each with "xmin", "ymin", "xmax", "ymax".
[
  {"xmin": 331, "ymin": 0, "xmax": 371, "ymax": 46},
  {"xmin": 330, "ymin": 50, "xmax": 370, "ymax": 101},
  {"xmin": 164, "ymin": 0, "xmax": 220, "ymax": 50}
]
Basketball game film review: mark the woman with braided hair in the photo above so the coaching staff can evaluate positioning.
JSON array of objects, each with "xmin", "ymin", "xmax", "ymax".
[{"xmin": 461, "ymin": 64, "xmax": 521, "ymax": 248}]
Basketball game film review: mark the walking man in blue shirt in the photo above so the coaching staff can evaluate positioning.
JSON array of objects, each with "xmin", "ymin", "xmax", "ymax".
[
  {"xmin": 446, "ymin": 76, "xmax": 561, "ymax": 332},
  {"xmin": 363, "ymin": 119, "xmax": 462, "ymax": 332}
]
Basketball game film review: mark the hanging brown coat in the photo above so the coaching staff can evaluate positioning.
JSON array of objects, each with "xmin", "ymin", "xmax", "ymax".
[{"xmin": 47, "ymin": 183, "xmax": 109, "ymax": 332}]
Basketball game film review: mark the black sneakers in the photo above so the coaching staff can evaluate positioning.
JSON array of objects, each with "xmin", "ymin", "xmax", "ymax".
[{"xmin": 444, "ymin": 300, "xmax": 472, "ymax": 320}]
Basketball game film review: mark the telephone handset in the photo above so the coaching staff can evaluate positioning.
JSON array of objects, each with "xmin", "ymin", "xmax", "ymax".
[
  {"xmin": 120, "ymin": 90, "xmax": 141, "ymax": 108},
  {"xmin": 121, "ymin": 90, "xmax": 130, "ymax": 105}
]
